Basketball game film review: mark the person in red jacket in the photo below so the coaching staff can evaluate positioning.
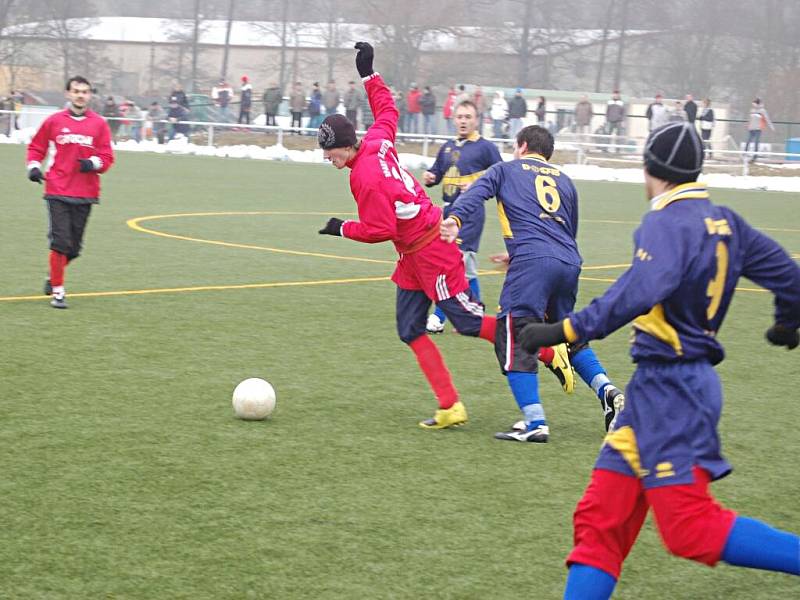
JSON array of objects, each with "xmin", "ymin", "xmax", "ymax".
[
  {"xmin": 406, "ymin": 83, "xmax": 422, "ymax": 134},
  {"xmin": 26, "ymin": 76, "xmax": 114, "ymax": 308},
  {"xmin": 316, "ymin": 43, "xmax": 498, "ymax": 429}
]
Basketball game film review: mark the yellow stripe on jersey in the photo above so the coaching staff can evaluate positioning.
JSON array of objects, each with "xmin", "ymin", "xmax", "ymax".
[
  {"xmin": 632, "ymin": 303, "xmax": 683, "ymax": 355},
  {"xmin": 497, "ymin": 201, "xmax": 513, "ymax": 238},
  {"xmin": 604, "ymin": 426, "xmax": 646, "ymax": 478},
  {"xmin": 441, "ymin": 170, "xmax": 487, "ymax": 189},
  {"xmin": 652, "ymin": 182, "xmax": 710, "ymax": 211}
]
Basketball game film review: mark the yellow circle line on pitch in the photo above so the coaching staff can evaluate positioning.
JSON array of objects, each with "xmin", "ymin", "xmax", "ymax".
[
  {"xmin": 126, "ymin": 211, "xmax": 394, "ymax": 265},
  {"xmin": 0, "ymin": 276, "xmax": 391, "ymax": 302}
]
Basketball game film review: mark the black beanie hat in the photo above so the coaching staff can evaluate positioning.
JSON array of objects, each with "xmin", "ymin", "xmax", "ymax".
[
  {"xmin": 644, "ymin": 122, "xmax": 704, "ymax": 184},
  {"xmin": 318, "ymin": 114, "xmax": 357, "ymax": 149}
]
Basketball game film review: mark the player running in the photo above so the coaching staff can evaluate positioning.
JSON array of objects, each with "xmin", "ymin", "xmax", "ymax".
[
  {"xmin": 440, "ymin": 125, "xmax": 625, "ymax": 442},
  {"xmin": 26, "ymin": 76, "xmax": 114, "ymax": 309},
  {"xmin": 316, "ymin": 42, "xmax": 571, "ymax": 430},
  {"xmin": 422, "ymin": 99, "xmax": 502, "ymax": 335},
  {"xmin": 517, "ymin": 122, "xmax": 800, "ymax": 597}
]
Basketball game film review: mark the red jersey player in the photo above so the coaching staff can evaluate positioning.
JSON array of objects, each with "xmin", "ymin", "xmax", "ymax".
[
  {"xmin": 27, "ymin": 76, "xmax": 114, "ymax": 308},
  {"xmin": 317, "ymin": 43, "xmax": 572, "ymax": 430}
]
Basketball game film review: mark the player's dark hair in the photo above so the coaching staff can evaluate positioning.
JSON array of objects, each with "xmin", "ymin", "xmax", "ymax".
[
  {"xmin": 516, "ymin": 125, "xmax": 554, "ymax": 160},
  {"xmin": 455, "ymin": 100, "xmax": 478, "ymax": 116},
  {"xmin": 66, "ymin": 76, "xmax": 91, "ymax": 91}
]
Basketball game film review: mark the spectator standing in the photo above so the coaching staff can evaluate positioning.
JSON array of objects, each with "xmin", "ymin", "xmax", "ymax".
[
  {"xmin": 343, "ymin": 80, "xmax": 361, "ymax": 128},
  {"xmin": 262, "ymin": 82, "xmax": 282, "ymax": 127},
  {"xmin": 167, "ymin": 98, "xmax": 190, "ymax": 140},
  {"xmin": 698, "ymin": 98, "xmax": 715, "ymax": 157},
  {"xmin": 455, "ymin": 84, "xmax": 469, "ymax": 105},
  {"xmin": 170, "ymin": 83, "xmax": 189, "ymax": 108},
  {"xmin": 323, "ymin": 80, "xmax": 340, "ymax": 116},
  {"xmin": 147, "ymin": 101, "xmax": 166, "ymax": 143},
  {"xmin": 0, "ymin": 92, "xmax": 12, "ymax": 135},
  {"xmin": 420, "ymin": 85, "xmax": 437, "ymax": 135},
  {"xmin": 535, "ymin": 95, "xmax": 546, "ymax": 126},
  {"xmin": 668, "ymin": 100, "xmax": 688, "ymax": 123},
  {"xmin": 490, "ymin": 90, "xmax": 508, "ymax": 138},
  {"xmin": 472, "ymin": 85, "xmax": 487, "ymax": 135},
  {"xmin": 238, "ymin": 75, "xmax": 253, "ymax": 124},
  {"xmin": 508, "ymin": 88, "xmax": 527, "ymax": 138},
  {"xmin": 745, "ymin": 98, "xmax": 774, "ymax": 161},
  {"xmin": 118, "ymin": 100, "xmax": 131, "ymax": 139},
  {"xmin": 307, "ymin": 82, "xmax": 323, "ymax": 130},
  {"xmin": 406, "ymin": 83, "xmax": 421, "ymax": 133},
  {"xmin": 646, "ymin": 93, "xmax": 669, "ymax": 131},
  {"xmin": 359, "ymin": 91, "xmax": 374, "ymax": 130},
  {"xmin": 574, "ymin": 94, "xmax": 593, "ymax": 141},
  {"xmin": 212, "ymin": 79, "xmax": 234, "ymax": 119},
  {"xmin": 102, "ymin": 96, "xmax": 120, "ymax": 140},
  {"xmin": 605, "ymin": 90, "xmax": 625, "ymax": 152},
  {"xmin": 395, "ymin": 91, "xmax": 407, "ymax": 133},
  {"xmin": 127, "ymin": 101, "xmax": 143, "ymax": 142},
  {"xmin": 442, "ymin": 85, "xmax": 456, "ymax": 134},
  {"xmin": 684, "ymin": 94, "xmax": 698, "ymax": 124},
  {"xmin": 289, "ymin": 82, "xmax": 305, "ymax": 131}
]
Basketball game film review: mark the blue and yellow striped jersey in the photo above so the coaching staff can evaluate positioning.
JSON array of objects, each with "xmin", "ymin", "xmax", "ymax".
[
  {"xmin": 568, "ymin": 183, "xmax": 800, "ymax": 364},
  {"xmin": 427, "ymin": 132, "xmax": 502, "ymax": 252},
  {"xmin": 449, "ymin": 153, "xmax": 582, "ymax": 266}
]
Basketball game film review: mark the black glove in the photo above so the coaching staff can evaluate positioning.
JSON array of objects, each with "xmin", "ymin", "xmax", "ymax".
[
  {"xmin": 77, "ymin": 158, "xmax": 95, "ymax": 172},
  {"xmin": 28, "ymin": 167, "xmax": 45, "ymax": 184},
  {"xmin": 765, "ymin": 323, "xmax": 799, "ymax": 350},
  {"xmin": 354, "ymin": 42, "xmax": 374, "ymax": 78},
  {"xmin": 318, "ymin": 218, "xmax": 344, "ymax": 236},
  {"xmin": 518, "ymin": 321, "xmax": 568, "ymax": 354}
]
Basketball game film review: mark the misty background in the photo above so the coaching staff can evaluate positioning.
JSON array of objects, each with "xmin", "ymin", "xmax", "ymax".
[{"xmin": 0, "ymin": 0, "xmax": 798, "ymax": 124}]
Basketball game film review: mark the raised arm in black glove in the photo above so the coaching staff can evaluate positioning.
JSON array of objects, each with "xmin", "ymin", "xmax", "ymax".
[
  {"xmin": 77, "ymin": 158, "xmax": 95, "ymax": 172},
  {"xmin": 318, "ymin": 218, "xmax": 344, "ymax": 236},
  {"xmin": 28, "ymin": 167, "xmax": 45, "ymax": 184},
  {"xmin": 354, "ymin": 42, "xmax": 374, "ymax": 79},
  {"xmin": 518, "ymin": 321, "xmax": 568, "ymax": 354},
  {"xmin": 765, "ymin": 323, "xmax": 799, "ymax": 350}
]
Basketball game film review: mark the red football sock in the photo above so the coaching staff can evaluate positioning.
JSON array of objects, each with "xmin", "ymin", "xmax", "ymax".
[
  {"xmin": 479, "ymin": 315, "xmax": 496, "ymax": 343},
  {"xmin": 49, "ymin": 250, "xmax": 68, "ymax": 288},
  {"xmin": 408, "ymin": 335, "xmax": 459, "ymax": 409},
  {"xmin": 538, "ymin": 346, "xmax": 555, "ymax": 364}
]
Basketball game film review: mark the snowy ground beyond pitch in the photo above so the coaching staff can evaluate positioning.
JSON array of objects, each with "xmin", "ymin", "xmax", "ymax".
[{"xmin": 3, "ymin": 128, "xmax": 799, "ymax": 194}]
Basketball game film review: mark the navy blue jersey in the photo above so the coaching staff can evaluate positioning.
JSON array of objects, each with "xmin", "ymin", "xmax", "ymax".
[
  {"xmin": 427, "ymin": 133, "xmax": 502, "ymax": 252},
  {"xmin": 568, "ymin": 183, "xmax": 800, "ymax": 364},
  {"xmin": 449, "ymin": 153, "xmax": 582, "ymax": 266}
]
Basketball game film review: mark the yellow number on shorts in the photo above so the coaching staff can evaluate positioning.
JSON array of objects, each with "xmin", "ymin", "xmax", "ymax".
[
  {"xmin": 535, "ymin": 175, "xmax": 561, "ymax": 213},
  {"xmin": 706, "ymin": 241, "xmax": 729, "ymax": 320}
]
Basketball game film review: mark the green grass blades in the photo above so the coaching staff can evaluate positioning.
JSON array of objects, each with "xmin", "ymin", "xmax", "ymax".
[{"xmin": 1, "ymin": 145, "xmax": 799, "ymax": 599}]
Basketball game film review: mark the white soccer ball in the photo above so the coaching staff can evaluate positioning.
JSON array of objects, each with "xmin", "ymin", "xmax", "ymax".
[{"xmin": 232, "ymin": 378, "xmax": 276, "ymax": 420}]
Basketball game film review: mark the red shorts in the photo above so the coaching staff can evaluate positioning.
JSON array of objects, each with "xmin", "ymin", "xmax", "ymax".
[{"xmin": 392, "ymin": 237, "xmax": 469, "ymax": 302}]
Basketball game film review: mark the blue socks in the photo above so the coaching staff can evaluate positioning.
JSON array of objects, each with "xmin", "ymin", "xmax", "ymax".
[
  {"xmin": 507, "ymin": 371, "xmax": 545, "ymax": 428},
  {"xmin": 433, "ymin": 278, "xmax": 481, "ymax": 325},
  {"xmin": 722, "ymin": 516, "xmax": 800, "ymax": 575},
  {"xmin": 572, "ymin": 348, "xmax": 612, "ymax": 400},
  {"xmin": 564, "ymin": 564, "xmax": 616, "ymax": 600}
]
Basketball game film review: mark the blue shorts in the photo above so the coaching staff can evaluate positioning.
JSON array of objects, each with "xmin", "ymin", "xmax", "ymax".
[
  {"xmin": 596, "ymin": 360, "xmax": 732, "ymax": 489},
  {"xmin": 498, "ymin": 255, "xmax": 580, "ymax": 319},
  {"xmin": 396, "ymin": 286, "xmax": 484, "ymax": 344}
]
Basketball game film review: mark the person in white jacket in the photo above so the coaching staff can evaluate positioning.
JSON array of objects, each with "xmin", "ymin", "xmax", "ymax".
[{"xmin": 490, "ymin": 90, "xmax": 508, "ymax": 139}]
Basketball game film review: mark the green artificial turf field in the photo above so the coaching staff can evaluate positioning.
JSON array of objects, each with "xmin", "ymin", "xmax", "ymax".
[{"xmin": 1, "ymin": 144, "xmax": 798, "ymax": 599}]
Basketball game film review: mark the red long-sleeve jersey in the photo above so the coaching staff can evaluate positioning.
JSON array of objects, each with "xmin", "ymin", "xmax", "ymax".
[
  {"xmin": 26, "ymin": 109, "xmax": 114, "ymax": 200},
  {"xmin": 342, "ymin": 74, "xmax": 442, "ymax": 255}
]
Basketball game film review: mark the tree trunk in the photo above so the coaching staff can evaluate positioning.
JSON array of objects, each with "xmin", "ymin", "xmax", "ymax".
[
  {"xmin": 278, "ymin": 0, "xmax": 289, "ymax": 92},
  {"xmin": 190, "ymin": 0, "xmax": 201, "ymax": 92},
  {"xmin": 220, "ymin": 0, "xmax": 235, "ymax": 81},
  {"xmin": 612, "ymin": 0, "xmax": 629, "ymax": 91},
  {"xmin": 595, "ymin": 0, "xmax": 615, "ymax": 92}
]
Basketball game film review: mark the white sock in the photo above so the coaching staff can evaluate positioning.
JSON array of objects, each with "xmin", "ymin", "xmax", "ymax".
[{"xmin": 52, "ymin": 285, "xmax": 65, "ymax": 298}]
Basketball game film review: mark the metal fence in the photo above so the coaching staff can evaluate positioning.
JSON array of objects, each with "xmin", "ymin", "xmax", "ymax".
[{"xmin": 3, "ymin": 109, "xmax": 799, "ymax": 176}]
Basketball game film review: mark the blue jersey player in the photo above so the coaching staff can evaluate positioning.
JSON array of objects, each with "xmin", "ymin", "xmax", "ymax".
[
  {"xmin": 423, "ymin": 100, "xmax": 502, "ymax": 334},
  {"xmin": 440, "ymin": 125, "xmax": 625, "ymax": 442},
  {"xmin": 518, "ymin": 122, "xmax": 800, "ymax": 598}
]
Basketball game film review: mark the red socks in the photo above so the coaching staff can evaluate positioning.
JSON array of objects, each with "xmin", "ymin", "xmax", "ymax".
[
  {"xmin": 538, "ymin": 346, "xmax": 555, "ymax": 364},
  {"xmin": 49, "ymin": 250, "xmax": 67, "ymax": 287},
  {"xmin": 408, "ymin": 335, "xmax": 459, "ymax": 409},
  {"xmin": 479, "ymin": 315, "xmax": 496, "ymax": 343}
]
